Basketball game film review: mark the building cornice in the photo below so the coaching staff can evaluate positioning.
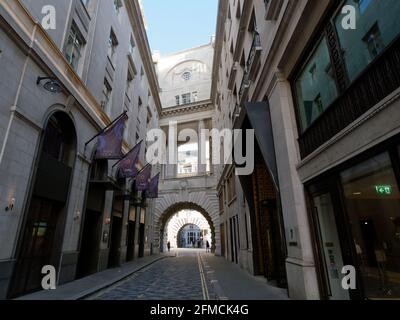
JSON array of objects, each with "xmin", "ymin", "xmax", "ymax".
[
  {"xmin": 161, "ymin": 100, "xmax": 214, "ymax": 118},
  {"xmin": 159, "ymin": 42, "xmax": 214, "ymax": 58},
  {"xmin": 124, "ymin": 0, "xmax": 162, "ymax": 116}
]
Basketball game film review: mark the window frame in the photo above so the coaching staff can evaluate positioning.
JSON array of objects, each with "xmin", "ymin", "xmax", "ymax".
[
  {"xmin": 291, "ymin": 0, "xmax": 400, "ymax": 139},
  {"xmin": 65, "ymin": 21, "xmax": 85, "ymax": 72}
]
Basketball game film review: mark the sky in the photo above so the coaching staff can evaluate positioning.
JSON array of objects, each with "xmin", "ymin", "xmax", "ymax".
[{"xmin": 142, "ymin": 0, "xmax": 218, "ymax": 55}]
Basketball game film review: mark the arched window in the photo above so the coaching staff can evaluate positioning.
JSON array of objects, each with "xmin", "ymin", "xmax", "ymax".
[{"xmin": 42, "ymin": 112, "xmax": 76, "ymax": 167}]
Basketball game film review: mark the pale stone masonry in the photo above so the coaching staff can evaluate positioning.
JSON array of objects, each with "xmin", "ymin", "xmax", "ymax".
[
  {"xmin": 212, "ymin": 0, "xmax": 400, "ymax": 300},
  {"xmin": 212, "ymin": 0, "xmax": 323, "ymax": 300},
  {"xmin": 0, "ymin": 0, "xmax": 160, "ymax": 298}
]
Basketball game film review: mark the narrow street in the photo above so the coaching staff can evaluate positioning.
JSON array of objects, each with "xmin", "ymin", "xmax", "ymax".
[
  {"xmin": 2, "ymin": 0, "xmax": 400, "ymax": 304},
  {"xmin": 88, "ymin": 250, "xmax": 208, "ymax": 300},
  {"xmin": 85, "ymin": 249, "xmax": 288, "ymax": 300}
]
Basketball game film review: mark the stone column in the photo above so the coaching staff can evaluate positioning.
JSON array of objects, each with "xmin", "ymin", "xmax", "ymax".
[
  {"xmin": 198, "ymin": 119, "xmax": 207, "ymax": 175},
  {"xmin": 269, "ymin": 74, "xmax": 320, "ymax": 300}
]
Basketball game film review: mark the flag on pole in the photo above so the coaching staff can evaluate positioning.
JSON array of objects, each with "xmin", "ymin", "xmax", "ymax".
[
  {"xmin": 146, "ymin": 173, "xmax": 160, "ymax": 198},
  {"xmin": 95, "ymin": 114, "xmax": 128, "ymax": 159},
  {"xmin": 135, "ymin": 164, "xmax": 152, "ymax": 191},
  {"xmin": 117, "ymin": 141, "xmax": 142, "ymax": 178}
]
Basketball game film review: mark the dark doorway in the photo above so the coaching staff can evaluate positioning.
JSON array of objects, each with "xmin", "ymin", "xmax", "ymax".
[
  {"xmin": 360, "ymin": 219, "xmax": 378, "ymax": 267},
  {"xmin": 10, "ymin": 197, "xmax": 64, "ymax": 296},
  {"xmin": 234, "ymin": 217, "xmax": 239, "ymax": 264},
  {"xmin": 126, "ymin": 221, "xmax": 136, "ymax": 262},
  {"xmin": 77, "ymin": 160, "xmax": 107, "ymax": 279},
  {"xmin": 77, "ymin": 210, "xmax": 102, "ymax": 278},
  {"xmin": 220, "ymin": 223, "xmax": 226, "ymax": 257},
  {"xmin": 250, "ymin": 144, "xmax": 287, "ymax": 286},
  {"xmin": 138, "ymin": 223, "xmax": 145, "ymax": 258},
  {"xmin": 8, "ymin": 112, "xmax": 76, "ymax": 298},
  {"xmin": 108, "ymin": 216, "xmax": 122, "ymax": 268},
  {"xmin": 230, "ymin": 218, "xmax": 236, "ymax": 263}
]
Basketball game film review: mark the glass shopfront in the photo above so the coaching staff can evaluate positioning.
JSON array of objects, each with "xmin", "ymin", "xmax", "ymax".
[{"xmin": 308, "ymin": 140, "xmax": 400, "ymax": 300}]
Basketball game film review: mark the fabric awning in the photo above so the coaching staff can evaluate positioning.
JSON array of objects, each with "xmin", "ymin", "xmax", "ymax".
[{"xmin": 234, "ymin": 101, "xmax": 279, "ymax": 192}]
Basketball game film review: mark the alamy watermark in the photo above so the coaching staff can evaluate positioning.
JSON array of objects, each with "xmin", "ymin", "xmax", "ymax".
[
  {"xmin": 145, "ymin": 122, "xmax": 255, "ymax": 176},
  {"xmin": 41, "ymin": 265, "xmax": 56, "ymax": 290},
  {"xmin": 38, "ymin": 4, "xmax": 360, "ymax": 31}
]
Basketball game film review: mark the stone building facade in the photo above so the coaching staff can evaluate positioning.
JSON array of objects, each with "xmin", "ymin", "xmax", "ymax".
[
  {"xmin": 213, "ymin": 0, "xmax": 400, "ymax": 300},
  {"xmin": 0, "ymin": 0, "xmax": 160, "ymax": 298},
  {"xmin": 152, "ymin": 42, "xmax": 221, "ymax": 256}
]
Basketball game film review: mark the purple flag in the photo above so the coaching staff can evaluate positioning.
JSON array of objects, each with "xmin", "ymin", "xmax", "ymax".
[
  {"xmin": 117, "ymin": 141, "xmax": 142, "ymax": 178},
  {"xmin": 135, "ymin": 164, "xmax": 152, "ymax": 191},
  {"xmin": 146, "ymin": 173, "xmax": 160, "ymax": 198},
  {"xmin": 95, "ymin": 114, "xmax": 128, "ymax": 160}
]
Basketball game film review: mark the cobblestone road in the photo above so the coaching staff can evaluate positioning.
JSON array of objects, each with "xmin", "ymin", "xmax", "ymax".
[{"xmin": 88, "ymin": 249, "xmax": 210, "ymax": 300}]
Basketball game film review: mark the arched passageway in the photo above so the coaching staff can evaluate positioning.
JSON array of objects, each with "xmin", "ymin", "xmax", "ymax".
[
  {"xmin": 156, "ymin": 202, "xmax": 217, "ymax": 254},
  {"xmin": 165, "ymin": 210, "xmax": 212, "ymax": 249}
]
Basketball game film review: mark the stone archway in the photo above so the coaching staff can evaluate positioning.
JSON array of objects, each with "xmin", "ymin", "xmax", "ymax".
[
  {"xmin": 154, "ymin": 195, "xmax": 220, "ymax": 255},
  {"xmin": 166, "ymin": 211, "xmax": 212, "ymax": 248}
]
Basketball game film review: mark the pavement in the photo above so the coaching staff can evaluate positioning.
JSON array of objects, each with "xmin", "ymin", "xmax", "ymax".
[
  {"xmin": 200, "ymin": 253, "xmax": 289, "ymax": 300},
  {"xmin": 17, "ymin": 254, "xmax": 174, "ymax": 300},
  {"xmin": 17, "ymin": 249, "xmax": 289, "ymax": 300}
]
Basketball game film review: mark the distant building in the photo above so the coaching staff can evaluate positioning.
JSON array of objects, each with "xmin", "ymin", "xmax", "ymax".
[{"xmin": 157, "ymin": 42, "xmax": 214, "ymax": 108}]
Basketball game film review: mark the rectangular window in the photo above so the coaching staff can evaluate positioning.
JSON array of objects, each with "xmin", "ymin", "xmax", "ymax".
[
  {"xmin": 192, "ymin": 91, "xmax": 198, "ymax": 102},
  {"xmin": 81, "ymin": 0, "xmax": 90, "ymax": 9},
  {"xmin": 219, "ymin": 192, "xmax": 224, "ymax": 215},
  {"xmin": 147, "ymin": 107, "xmax": 152, "ymax": 125},
  {"xmin": 129, "ymin": 35, "xmax": 135, "ymax": 55},
  {"xmin": 126, "ymin": 68, "xmax": 134, "ymax": 101},
  {"xmin": 108, "ymin": 29, "xmax": 118, "ymax": 65},
  {"xmin": 113, "ymin": 0, "xmax": 122, "ymax": 14},
  {"xmin": 182, "ymin": 93, "xmax": 191, "ymax": 105},
  {"xmin": 175, "ymin": 95, "xmax": 180, "ymax": 106},
  {"xmin": 295, "ymin": 37, "xmax": 338, "ymax": 131},
  {"xmin": 102, "ymin": 79, "xmax": 112, "ymax": 112},
  {"xmin": 334, "ymin": 0, "xmax": 400, "ymax": 82},
  {"xmin": 358, "ymin": 0, "xmax": 373, "ymax": 14},
  {"xmin": 65, "ymin": 21, "xmax": 85, "ymax": 72}
]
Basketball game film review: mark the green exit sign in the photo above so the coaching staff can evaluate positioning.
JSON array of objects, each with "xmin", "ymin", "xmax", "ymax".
[{"xmin": 375, "ymin": 185, "xmax": 392, "ymax": 195}]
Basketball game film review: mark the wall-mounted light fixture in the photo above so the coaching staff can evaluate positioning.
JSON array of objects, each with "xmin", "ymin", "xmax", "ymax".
[
  {"xmin": 5, "ymin": 198, "xmax": 15, "ymax": 212},
  {"xmin": 105, "ymin": 217, "xmax": 111, "ymax": 225},
  {"xmin": 37, "ymin": 76, "xmax": 62, "ymax": 93}
]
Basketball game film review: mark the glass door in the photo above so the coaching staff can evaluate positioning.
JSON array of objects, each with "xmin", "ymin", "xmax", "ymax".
[
  {"xmin": 313, "ymin": 192, "xmax": 350, "ymax": 300},
  {"xmin": 340, "ymin": 152, "xmax": 400, "ymax": 299}
]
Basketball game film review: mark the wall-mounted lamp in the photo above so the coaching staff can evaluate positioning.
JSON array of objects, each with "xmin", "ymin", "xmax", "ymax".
[
  {"xmin": 37, "ymin": 76, "xmax": 62, "ymax": 93},
  {"xmin": 5, "ymin": 198, "xmax": 15, "ymax": 212},
  {"xmin": 105, "ymin": 217, "xmax": 111, "ymax": 225}
]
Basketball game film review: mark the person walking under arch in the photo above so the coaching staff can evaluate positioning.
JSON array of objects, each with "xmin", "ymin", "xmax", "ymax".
[
  {"xmin": 167, "ymin": 241, "xmax": 171, "ymax": 252},
  {"xmin": 206, "ymin": 240, "xmax": 210, "ymax": 253}
]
